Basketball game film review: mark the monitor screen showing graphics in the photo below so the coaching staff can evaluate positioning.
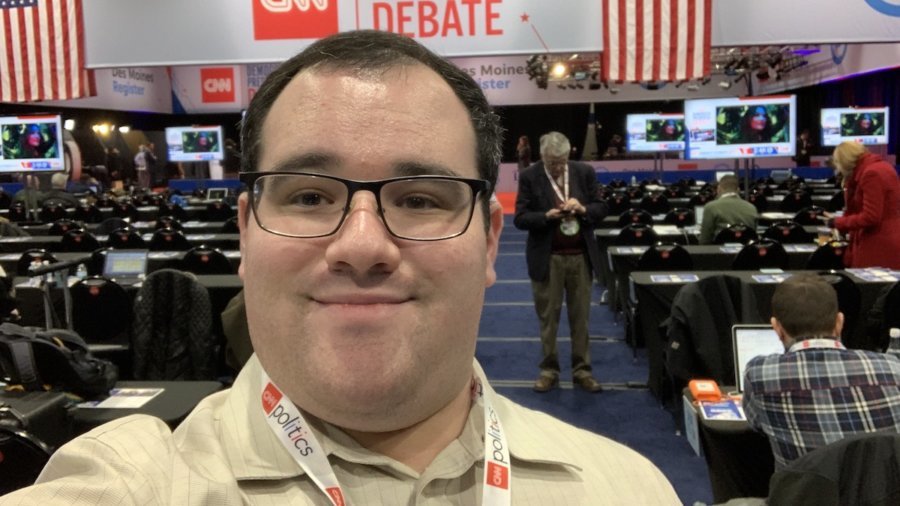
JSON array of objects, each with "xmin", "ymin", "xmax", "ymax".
[
  {"xmin": 0, "ymin": 114, "xmax": 65, "ymax": 173},
  {"xmin": 821, "ymin": 107, "xmax": 889, "ymax": 146},
  {"xmin": 626, "ymin": 113, "xmax": 686, "ymax": 152},
  {"xmin": 165, "ymin": 125, "xmax": 224, "ymax": 162},
  {"xmin": 685, "ymin": 95, "xmax": 796, "ymax": 159},
  {"xmin": 103, "ymin": 250, "xmax": 149, "ymax": 281}
]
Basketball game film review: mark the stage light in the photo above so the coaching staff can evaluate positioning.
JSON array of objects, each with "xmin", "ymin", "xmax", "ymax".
[
  {"xmin": 64, "ymin": 119, "xmax": 75, "ymax": 130},
  {"xmin": 118, "ymin": 126, "xmax": 131, "ymax": 133},
  {"xmin": 550, "ymin": 62, "xmax": 569, "ymax": 79}
]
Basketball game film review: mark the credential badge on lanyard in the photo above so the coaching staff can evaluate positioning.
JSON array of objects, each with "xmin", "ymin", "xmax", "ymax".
[{"xmin": 261, "ymin": 368, "xmax": 512, "ymax": 506}]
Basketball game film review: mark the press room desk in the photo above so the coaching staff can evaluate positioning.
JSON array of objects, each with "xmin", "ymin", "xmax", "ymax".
[
  {"xmin": 71, "ymin": 380, "xmax": 224, "ymax": 435},
  {"xmin": 0, "ymin": 233, "xmax": 240, "ymax": 253},
  {"xmin": 594, "ymin": 225, "xmax": 827, "ymax": 308},
  {"xmin": 631, "ymin": 270, "xmax": 893, "ymax": 401},
  {"xmin": 2, "ymin": 205, "xmax": 234, "ymax": 223},
  {"xmin": 608, "ymin": 244, "xmax": 818, "ymax": 320},
  {"xmin": 0, "ymin": 250, "xmax": 242, "ymax": 274},
  {"xmin": 684, "ymin": 387, "xmax": 774, "ymax": 503},
  {"xmin": 21, "ymin": 220, "xmax": 228, "ymax": 236}
]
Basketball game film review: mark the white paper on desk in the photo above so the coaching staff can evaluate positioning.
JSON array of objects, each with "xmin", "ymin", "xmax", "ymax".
[
  {"xmin": 653, "ymin": 225, "xmax": 680, "ymax": 234},
  {"xmin": 79, "ymin": 388, "xmax": 164, "ymax": 409},
  {"xmin": 683, "ymin": 396, "xmax": 702, "ymax": 457}
]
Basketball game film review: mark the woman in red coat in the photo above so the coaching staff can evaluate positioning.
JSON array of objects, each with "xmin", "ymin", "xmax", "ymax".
[{"xmin": 828, "ymin": 141, "xmax": 900, "ymax": 269}]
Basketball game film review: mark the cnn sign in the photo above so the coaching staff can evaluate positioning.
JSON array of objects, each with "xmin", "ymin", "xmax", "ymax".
[
  {"xmin": 252, "ymin": 0, "xmax": 339, "ymax": 40},
  {"xmin": 200, "ymin": 68, "xmax": 236, "ymax": 103}
]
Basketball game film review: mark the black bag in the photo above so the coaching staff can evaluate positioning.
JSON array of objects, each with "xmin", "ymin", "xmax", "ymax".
[{"xmin": 0, "ymin": 322, "xmax": 118, "ymax": 399}]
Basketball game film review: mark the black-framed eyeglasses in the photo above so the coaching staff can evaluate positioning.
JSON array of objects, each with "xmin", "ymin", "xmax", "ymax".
[{"xmin": 239, "ymin": 171, "xmax": 492, "ymax": 241}]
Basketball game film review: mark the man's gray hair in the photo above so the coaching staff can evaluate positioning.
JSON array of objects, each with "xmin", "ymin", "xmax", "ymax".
[
  {"xmin": 540, "ymin": 132, "xmax": 571, "ymax": 159},
  {"xmin": 50, "ymin": 172, "xmax": 68, "ymax": 190}
]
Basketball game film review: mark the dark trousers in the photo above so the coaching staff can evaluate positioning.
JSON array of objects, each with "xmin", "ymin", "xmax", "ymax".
[{"xmin": 531, "ymin": 253, "xmax": 593, "ymax": 379}]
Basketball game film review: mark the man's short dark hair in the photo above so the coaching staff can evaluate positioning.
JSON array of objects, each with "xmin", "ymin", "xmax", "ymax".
[
  {"xmin": 771, "ymin": 274, "xmax": 839, "ymax": 338},
  {"xmin": 240, "ymin": 30, "xmax": 503, "ymax": 224},
  {"xmin": 718, "ymin": 174, "xmax": 739, "ymax": 193}
]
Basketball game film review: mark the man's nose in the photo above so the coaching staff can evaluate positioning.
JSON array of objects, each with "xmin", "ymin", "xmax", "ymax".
[{"xmin": 324, "ymin": 191, "xmax": 401, "ymax": 276}]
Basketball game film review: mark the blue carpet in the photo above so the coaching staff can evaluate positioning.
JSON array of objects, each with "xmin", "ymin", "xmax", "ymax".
[{"xmin": 478, "ymin": 215, "xmax": 714, "ymax": 505}]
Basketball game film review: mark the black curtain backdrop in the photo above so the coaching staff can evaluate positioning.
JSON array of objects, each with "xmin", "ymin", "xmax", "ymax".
[{"xmin": 1, "ymin": 67, "xmax": 896, "ymax": 167}]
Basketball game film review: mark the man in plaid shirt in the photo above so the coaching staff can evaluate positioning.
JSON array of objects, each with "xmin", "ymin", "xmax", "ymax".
[{"xmin": 742, "ymin": 274, "xmax": 900, "ymax": 469}]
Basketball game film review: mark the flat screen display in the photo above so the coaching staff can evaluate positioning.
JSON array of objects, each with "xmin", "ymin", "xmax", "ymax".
[
  {"xmin": 165, "ymin": 125, "xmax": 224, "ymax": 162},
  {"xmin": 626, "ymin": 113, "xmax": 685, "ymax": 152},
  {"xmin": 820, "ymin": 107, "xmax": 889, "ymax": 146},
  {"xmin": 0, "ymin": 114, "xmax": 65, "ymax": 172},
  {"xmin": 685, "ymin": 95, "xmax": 796, "ymax": 159}
]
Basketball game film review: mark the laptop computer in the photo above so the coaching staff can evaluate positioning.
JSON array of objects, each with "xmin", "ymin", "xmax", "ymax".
[
  {"xmin": 103, "ymin": 249, "xmax": 149, "ymax": 285},
  {"xmin": 204, "ymin": 188, "xmax": 228, "ymax": 203},
  {"xmin": 732, "ymin": 324, "xmax": 784, "ymax": 393}
]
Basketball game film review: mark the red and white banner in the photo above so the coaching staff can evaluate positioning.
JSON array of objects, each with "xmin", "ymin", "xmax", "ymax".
[
  {"xmin": 602, "ymin": 0, "xmax": 711, "ymax": 83},
  {"xmin": 0, "ymin": 0, "xmax": 96, "ymax": 102}
]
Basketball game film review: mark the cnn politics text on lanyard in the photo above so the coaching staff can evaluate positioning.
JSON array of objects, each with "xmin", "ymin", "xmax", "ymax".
[{"xmin": 260, "ymin": 368, "xmax": 512, "ymax": 506}]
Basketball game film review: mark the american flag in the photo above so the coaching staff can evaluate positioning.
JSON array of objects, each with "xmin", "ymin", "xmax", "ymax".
[
  {"xmin": 0, "ymin": 0, "xmax": 95, "ymax": 103},
  {"xmin": 602, "ymin": 0, "xmax": 712, "ymax": 83}
]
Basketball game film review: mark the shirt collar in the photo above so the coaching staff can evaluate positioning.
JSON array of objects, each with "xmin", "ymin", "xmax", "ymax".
[{"xmin": 221, "ymin": 356, "xmax": 579, "ymax": 481}]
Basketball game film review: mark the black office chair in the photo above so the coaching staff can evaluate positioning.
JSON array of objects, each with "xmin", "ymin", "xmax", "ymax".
[
  {"xmin": 614, "ymin": 223, "xmax": 660, "ymax": 246},
  {"xmin": 0, "ymin": 428, "xmax": 52, "ymax": 496},
  {"xmin": 221, "ymin": 216, "xmax": 239, "ymax": 234},
  {"xmin": 71, "ymin": 276, "xmax": 133, "ymax": 342},
  {"xmin": 48, "ymin": 218, "xmax": 79, "ymax": 236},
  {"xmin": 605, "ymin": 193, "xmax": 632, "ymax": 215},
  {"xmin": 731, "ymin": 239, "xmax": 789, "ymax": 270},
  {"xmin": 95, "ymin": 217, "xmax": 130, "ymax": 236},
  {"xmin": 640, "ymin": 193, "xmax": 670, "ymax": 214},
  {"xmin": 663, "ymin": 186, "xmax": 685, "ymax": 199},
  {"xmin": 744, "ymin": 190, "xmax": 767, "ymax": 213},
  {"xmin": 8, "ymin": 202, "xmax": 28, "ymax": 223},
  {"xmin": 135, "ymin": 192, "xmax": 163, "ymax": 207},
  {"xmin": 768, "ymin": 432, "xmax": 900, "ymax": 506},
  {"xmin": 73, "ymin": 203, "xmax": 103, "ymax": 223},
  {"xmin": 157, "ymin": 202, "xmax": 188, "ymax": 222},
  {"xmin": 688, "ymin": 193, "xmax": 713, "ymax": 208},
  {"xmin": 776, "ymin": 175, "xmax": 806, "ymax": 191},
  {"xmin": 626, "ymin": 187, "xmax": 644, "ymax": 200},
  {"xmin": 94, "ymin": 193, "xmax": 114, "ymax": 208},
  {"xmin": 181, "ymin": 245, "xmax": 234, "ymax": 275},
  {"xmin": 818, "ymin": 270, "xmax": 862, "ymax": 349},
  {"xmin": 112, "ymin": 201, "xmax": 139, "ymax": 220},
  {"xmin": 664, "ymin": 207, "xmax": 695, "ymax": 227},
  {"xmin": 762, "ymin": 220, "xmax": 814, "ymax": 244},
  {"xmin": 55, "ymin": 228, "xmax": 102, "ymax": 253},
  {"xmin": 826, "ymin": 191, "xmax": 845, "ymax": 213},
  {"xmin": 868, "ymin": 281, "xmax": 900, "ymax": 353},
  {"xmin": 714, "ymin": 223, "xmax": 759, "ymax": 245},
  {"xmin": 806, "ymin": 240, "xmax": 849, "ymax": 271},
  {"xmin": 106, "ymin": 227, "xmax": 147, "ymax": 249},
  {"xmin": 607, "ymin": 178, "xmax": 627, "ymax": 189},
  {"xmin": 674, "ymin": 177, "xmax": 696, "ymax": 188},
  {"xmin": 617, "ymin": 208, "xmax": 653, "ymax": 227},
  {"xmin": 0, "ymin": 191, "xmax": 11, "ymax": 210},
  {"xmin": 751, "ymin": 183, "xmax": 774, "ymax": 197},
  {"xmin": 204, "ymin": 201, "xmax": 235, "ymax": 221},
  {"xmin": 148, "ymin": 228, "xmax": 192, "ymax": 251},
  {"xmin": 636, "ymin": 243, "xmax": 693, "ymax": 271},
  {"xmin": 86, "ymin": 247, "xmax": 110, "ymax": 276},
  {"xmin": 39, "ymin": 202, "xmax": 67, "ymax": 223},
  {"xmin": 779, "ymin": 188, "xmax": 813, "ymax": 213},
  {"xmin": 793, "ymin": 205, "xmax": 827, "ymax": 226},
  {"xmin": 16, "ymin": 249, "xmax": 58, "ymax": 276},
  {"xmin": 155, "ymin": 215, "xmax": 183, "ymax": 231}
]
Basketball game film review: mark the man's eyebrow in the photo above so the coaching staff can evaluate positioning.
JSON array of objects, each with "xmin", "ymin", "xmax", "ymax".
[
  {"xmin": 393, "ymin": 162, "xmax": 462, "ymax": 178},
  {"xmin": 266, "ymin": 152, "xmax": 339, "ymax": 173}
]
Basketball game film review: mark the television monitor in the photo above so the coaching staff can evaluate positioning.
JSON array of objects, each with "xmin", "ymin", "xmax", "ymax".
[
  {"xmin": 820, "ymin": 107, "xmax": 889, "ymax": 146},
  {"xmin": 165, "ymin": 125, "xmax": 224, "ymax": 162},
  {"xmin": 626, "ymin": 113, "xmax": 685, "ymax": 152},
  {"xmin": 684, "ymin": 95, "xmax": 796, "ymax": 159},
  {"xmin": 0, "ymin": 114, "xmax": 65, "ymax": 173}
]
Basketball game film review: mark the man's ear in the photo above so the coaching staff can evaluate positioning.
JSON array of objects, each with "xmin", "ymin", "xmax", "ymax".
[
  {"xmin": 833, "ymin": 312, "xmax": 845, "ymax": 340},
  {"xmin": 771, "ymin": 317, "xmax": 790, "ymax": 349},
  {"xmin": 484, "ymin": 200, "xmax": 503, "ymax": 288},
  {"xmin": 237, "ymin": 192, "xmax": 250, "ymax": 279}
]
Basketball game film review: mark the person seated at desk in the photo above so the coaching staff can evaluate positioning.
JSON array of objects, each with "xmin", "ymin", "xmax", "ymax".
[
  {"xmin": 742, "ymin": 274, "xmax": 900, "ymax": 469},
  {"xmin": 698, "ymin": 174, "xmax": 758, "ymax": 244},
  {"xmin": 42, "ymin": 172, "xmax": 81, "ymax": 208},
  {"xmin": 0, "ymin": 30, "xmax": 678, "ymax": 505}
]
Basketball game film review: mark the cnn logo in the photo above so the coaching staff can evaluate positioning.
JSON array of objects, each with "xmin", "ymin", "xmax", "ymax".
[
  {"xmin": 200, "ymin": 68, "xmax": 236, "ymax": 103},
  {"xmin": 253, "ymin": 0, "xmax": 339, "ymax": 40}
]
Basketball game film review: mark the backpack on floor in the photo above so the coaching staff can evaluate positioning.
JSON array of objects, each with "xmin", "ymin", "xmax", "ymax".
[{"xmin": 0, "ymin": 322, "xmax": 118, "ymax": 399}]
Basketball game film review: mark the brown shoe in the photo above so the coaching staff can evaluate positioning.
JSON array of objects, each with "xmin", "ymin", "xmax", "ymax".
[
  {"xmin": 574, "ymin": 376, "xmax": 603, "ymax": 393},
  {"xmin": 533, "ymin": 375, "xmax": 559, "ymax": 393}
]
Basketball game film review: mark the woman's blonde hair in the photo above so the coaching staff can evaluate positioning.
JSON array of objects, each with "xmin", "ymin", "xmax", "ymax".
[{"xmin": 832, "ymin": 141, "xmax": 867, "ymax": 176}]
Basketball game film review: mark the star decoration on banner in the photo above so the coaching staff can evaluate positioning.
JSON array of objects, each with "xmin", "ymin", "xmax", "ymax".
[{"xmin": 520, "ymin": 12, "xmax": 530, "ymax": 23}]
